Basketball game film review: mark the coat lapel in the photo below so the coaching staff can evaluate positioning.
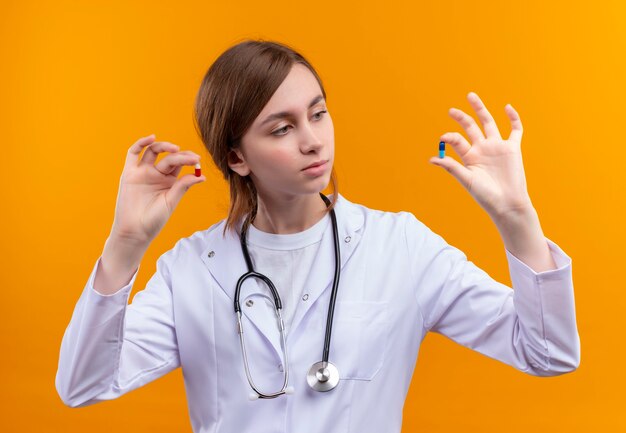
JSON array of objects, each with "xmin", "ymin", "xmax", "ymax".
[{"xmin": 199, "ymin": 193, "xmax": 365, "ymax": 359}]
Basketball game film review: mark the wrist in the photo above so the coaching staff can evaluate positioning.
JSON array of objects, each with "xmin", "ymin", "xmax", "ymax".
[
  {"xmin": 108, "ymin": 228, "xmax": 152, "ymax": 251},
  {"xmin": 490, "ymin": 198, "xmax": 537, "ymax": 228},
  {"xmin": 104, "ymin": 234, "xmax": 149, "ymax": 267}
]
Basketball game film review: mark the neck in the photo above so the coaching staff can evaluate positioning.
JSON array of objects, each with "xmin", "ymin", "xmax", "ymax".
[{"xmin": 252, "ymin": 192, "xmax": 329, "ymax": 234}]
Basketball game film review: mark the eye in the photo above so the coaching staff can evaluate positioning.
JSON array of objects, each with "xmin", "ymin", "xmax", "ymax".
[
  {"xmin": 312, "ymin": 110, "xmax": 327, "ymax": 120},
  {"xmin": 272, "ymin": 125, "xmax": 290, "ymax": 136},
  {"xmin": 271, "ymin": 110, "xmax": 328, "ymax": 136}
]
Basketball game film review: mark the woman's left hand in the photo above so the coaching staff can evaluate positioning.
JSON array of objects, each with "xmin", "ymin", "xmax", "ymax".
[{"xmin": 429, "ymin": 91, "xmax": 534, "ymax": 220}]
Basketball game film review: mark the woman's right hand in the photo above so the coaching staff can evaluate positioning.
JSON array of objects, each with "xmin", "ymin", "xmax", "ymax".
[{"xmin": 109, "ymin": 134, "xmax": 206, "ymax": 247}]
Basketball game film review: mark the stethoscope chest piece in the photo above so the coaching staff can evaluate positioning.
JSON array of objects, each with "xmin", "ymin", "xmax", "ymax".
[{"xmin": 307, "ymin": 361, "xmax": 340, "ymax": 392}]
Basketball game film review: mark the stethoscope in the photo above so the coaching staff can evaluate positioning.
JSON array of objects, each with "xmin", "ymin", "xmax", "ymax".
[{"xmin": 234, "ymin": 192, "xmax": 341, "ymax": 400}]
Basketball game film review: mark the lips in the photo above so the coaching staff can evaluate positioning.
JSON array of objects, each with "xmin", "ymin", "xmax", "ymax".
[{"xmin": 303, "ymin": 160, "xmax": 327, "ymax": 170}]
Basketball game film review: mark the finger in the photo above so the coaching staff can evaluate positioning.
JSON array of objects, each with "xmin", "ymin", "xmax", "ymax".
[
  {"xmin": 125, "ymin": 134, "xmax": 156, "ymax": 168},
  {"xmin": 155, "ymin": 152, "xmax": 200, "ymax": 175},
  {"xmin": 165, "ymin": 173, "xmax": 206, "ymax": 211},
  {"xmin": 466, "ymin": 91, "xmax": 502, "ymax": 140},
  {"xmin": 428, "ymin": 156, "xmax": 473, "ymax": 191},
  {"xmin": 439, "ymin": 132, "xmax": 471, "ymax": 159},
  {"xmin": 170, "ymin": 155, "xmax": 197, "ymax": 178},
  {"xmin": 448, "ymin": 107, "xmax": 485, "ymax": 144},
  {"xmin": 505, "ymin": 103, "xmax": 523, "ymax": 143},
  {"xmin": 140, "ymin": 141, "xmax": 181, "ymax": 166}
]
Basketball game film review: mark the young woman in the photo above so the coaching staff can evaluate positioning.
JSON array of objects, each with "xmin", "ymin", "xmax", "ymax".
[{"xmin": 56, "ymin": 39, "xmax": 580, "ymax": 433}]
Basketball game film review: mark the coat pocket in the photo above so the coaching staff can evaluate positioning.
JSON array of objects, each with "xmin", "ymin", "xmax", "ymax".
[{"xmin": 319, "ymin": 301, "xmax": 390, "ymax": 381}]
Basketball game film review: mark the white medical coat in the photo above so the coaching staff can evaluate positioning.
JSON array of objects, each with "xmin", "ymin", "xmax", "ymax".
[{"xmin": 56, "ymin": 193, "xmax": 580, "ymax": 433}]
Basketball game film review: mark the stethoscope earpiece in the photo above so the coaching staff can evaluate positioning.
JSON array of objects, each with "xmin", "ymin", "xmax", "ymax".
[{"xmin": 249, "ymin": 386, "xmax": 295, "ymax": 400}]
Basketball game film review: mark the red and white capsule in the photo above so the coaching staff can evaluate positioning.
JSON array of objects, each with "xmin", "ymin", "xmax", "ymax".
[{"xmin": 195, "ymin": 163, "xmax": 201, "ymax": 177}]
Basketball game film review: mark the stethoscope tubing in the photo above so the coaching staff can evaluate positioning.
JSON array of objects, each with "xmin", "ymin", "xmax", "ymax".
[{"xmin": 321, "ymin": 194, "xmax": 340, "ymax": 363}]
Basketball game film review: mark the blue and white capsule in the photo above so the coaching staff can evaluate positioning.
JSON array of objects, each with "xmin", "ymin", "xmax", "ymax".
[{"xmin": 439, "ymin": 141, "xmax": 445, "ymax": 158}]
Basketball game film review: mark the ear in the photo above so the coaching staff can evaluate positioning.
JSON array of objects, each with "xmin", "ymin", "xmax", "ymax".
[{"xmin": 227, "ymin": 148, "xmax": 251, "ymax": 177}]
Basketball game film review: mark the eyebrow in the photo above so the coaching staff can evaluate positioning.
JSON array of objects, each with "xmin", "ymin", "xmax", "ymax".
[{"xmin": 259, "ymin": 94, "xmax": 325, "ymax": 127}]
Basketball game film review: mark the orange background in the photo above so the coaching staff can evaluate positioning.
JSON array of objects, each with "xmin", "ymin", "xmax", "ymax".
[{"xmin": 1, "ymin": 0, "xmax": 623, "ymax": 431}]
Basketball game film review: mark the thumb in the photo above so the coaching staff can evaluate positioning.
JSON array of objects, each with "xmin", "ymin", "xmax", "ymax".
[
  {"xmin": 165, "ymin": 174, "xmax": 206, "ymax": 210},
  {"xmin": 428, "ymin": 156, "xmax": 472, "ymax": 190}
]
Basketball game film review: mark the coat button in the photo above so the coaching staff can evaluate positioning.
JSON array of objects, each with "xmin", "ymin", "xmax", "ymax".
[
  {"xmin": 246, "ymin": 299, "xmax": 254, "ymax": 307},
  {"xmin": 344, "ymin": 236, "xmax": 351, "ymax": 243},
  {"xmin": 302, "ymin": 293, "xmax": 309, "ymax": 301},
  {"xmin": 278, "ymin": 363, "xmax": 284, "ymax": 372},
  {"xmin": 208, "ymin": 251, "xmax": 215, "ymax": 258}
]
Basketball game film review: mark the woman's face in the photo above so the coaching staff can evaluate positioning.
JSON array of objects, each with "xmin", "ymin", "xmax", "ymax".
[{"xmin": 229, "ymin": 63, "xmax": 335, "ymax": 200}]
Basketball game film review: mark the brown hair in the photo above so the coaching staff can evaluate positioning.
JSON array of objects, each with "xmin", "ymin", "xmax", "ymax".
[{"xmin": 193, "ymin": 38, "xmax": 338, "ymax": 238}]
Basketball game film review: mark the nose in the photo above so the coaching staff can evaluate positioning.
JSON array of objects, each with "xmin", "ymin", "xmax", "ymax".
[{"xmin": 299, "ymin": 121, "xmax": 323, "ymax": 154}]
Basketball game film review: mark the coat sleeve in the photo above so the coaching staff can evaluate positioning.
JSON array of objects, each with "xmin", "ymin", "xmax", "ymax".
[
  {"xmin": 55, "ymin": 246, "xmax": 181, "ymax": 407},
  {"xmin": 404, "ymin": 212, "xmax": 580, "ymax": 376}
]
